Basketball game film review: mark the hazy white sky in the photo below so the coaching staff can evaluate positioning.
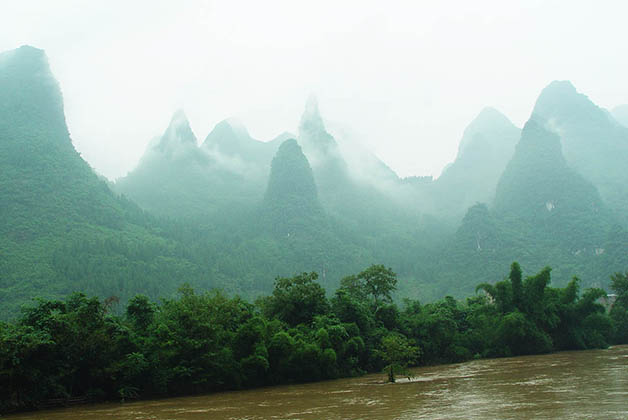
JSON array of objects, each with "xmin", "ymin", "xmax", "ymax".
[{"xmin": 2, "ymin": 0, "xmax": 627, "ymax": 180}]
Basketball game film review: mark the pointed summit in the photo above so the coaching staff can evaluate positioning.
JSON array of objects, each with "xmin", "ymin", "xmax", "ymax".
[
  {"xmin": 202, "ymin": 118, "xmax": 282, "ymax": 168},
  {"xmin": 202, "ymin": 119, "xmax": 249, "ymax": 154},
  {"xmin": 472, "ymin": 106, "xmax": 512, "ymax": 126},
  {"xmin": 171, "ymin": 108, "xmax": 187, "ymax": 121},
  {"xmin": 0, "ymin": 45, "xmax": 67, "ymax": 142},
  {"xmin": 166, "ymin": 109, "xmax": 196, "ymax": 144},
  {"xmin": 295, "ymin": 95, "xmax": 352, "ymax": 210},
  {"xmin": 116, "ymin": 110, "xmax": 218, "ymax": 218},
  {"xmin": 263, "ymin": 138, "xmax": 324, "ymax": 235},
  {"xmin": 505, "ymin": 117, "xmax": 565, "ymax": 166},
  {"xmin": 431, "ymin": 107, "xmax": 519, "ymax": 220},
  {"xmin": 225, "ymin": 117, "xmax": 251, "ymax": 139},
  {"xmin": 0, "ymin": 44, "xmax": 131, "ymax": 230},
  {"xmin": 0, "ymin": 45, "xmax": 213, "ymax": 316},
  {"xmin": 491, "ymin": 115, "xmax": 612, "ymax": 263},
  {"xmin": 298, "ymin": 95, "xmax": 337, "ymax": 158},
  {"xmin": 154, "ymin": 109, "xmax": 197, "ymax": 153},
  {"xmin": 300, "ymin": 94, "xmax": 325, "ymax": 131},
  {"xmin": 270, "ymin": 131, "xmax": 296, "ymax": 145},
  {"xmin": 532, "ymin": 80, "xmax": 597, "ymax": 123},
  {"xmin": 468, "ymin": 106, "xmax": 513, "ymax": 129},
  {"xmin": 494, "ymin": 116, "xmax": 602, "ymax": 220},
  {"xmin": 538, "ymin": 80, "xmax": 578, "ymax": 96},
  {"xmin": 530, "ymin": 81, "xmax": 628, "ymax": 223},
  {"xmin": 265, "ymin": 139, "xmax": 320, "ymax": 208},
  {"xmin": 0, "ymin": 45, "xmax": 48, "ymax": 71},
  {"xmin": 456, "ymin": 106, "xmax": 518, "ymax": 159},
  {"xmin": 442, "ymin": 115, "xmax": 624, "ymax": 297},
  {"xmin": 118, "ymin": 110, "xmax": 205, "ymax": 193}
]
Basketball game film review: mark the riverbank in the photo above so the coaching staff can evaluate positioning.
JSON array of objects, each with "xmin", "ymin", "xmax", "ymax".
[
  {"xmin": 1, "ymin": 265, "xmax": 626, "ymax": 415},
  {"xmin": 5, "ymin": 345, "xmax": 628, "ymax": 420}
]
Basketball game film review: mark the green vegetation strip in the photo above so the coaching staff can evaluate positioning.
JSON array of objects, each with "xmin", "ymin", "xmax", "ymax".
[{"xmin": 1, "ymin": 264, "xmax": 627, "ymax": 413}]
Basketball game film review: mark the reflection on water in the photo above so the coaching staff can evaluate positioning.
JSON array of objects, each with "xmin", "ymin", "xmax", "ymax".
[{"xmin": 9, "ymin": 345, "xmax": 628, "ymax": 420}]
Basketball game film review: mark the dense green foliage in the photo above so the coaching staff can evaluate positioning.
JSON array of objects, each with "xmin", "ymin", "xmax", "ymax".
[
  {"xmin": 1, "ymin": 263, "xmax": 623, "ymax": 413},
  {"xmin": 609, "ymin": 271, "xmax": 628, "ymax": 343}
]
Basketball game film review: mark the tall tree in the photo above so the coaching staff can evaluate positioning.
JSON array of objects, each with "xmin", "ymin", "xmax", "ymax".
[{"xmin": 263, "ymin": 272, "xmax": 330, "ymax": 327}]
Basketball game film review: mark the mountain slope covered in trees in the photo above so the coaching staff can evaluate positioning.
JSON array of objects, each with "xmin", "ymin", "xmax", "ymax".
[
  {"xmin": 427, "ymin": 106, "xmax": 520, "ymax": 220},
  {"xmin": 1, "ymin": 45, "xmax": 626, "ymax": 318},
  {"xmin": 116, "ymin": 113, "xmax": 268, "ymax": 219},
  {"xmin": 0, "ymin": 46, "xmax": 212, "ymax": 317},
  {"xmin": 532, "ymin": 81, "xmax": 628, "ymax": 224},
  {"xmin": 433, "ymin": 117, "xmax": 627, "ymax": 296}
]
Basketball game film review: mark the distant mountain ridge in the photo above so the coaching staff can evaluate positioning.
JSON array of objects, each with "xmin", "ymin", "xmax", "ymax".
[
  {"xmin": 494, "ymin": 117, "xmax": 608, "ymax": 241},
  {"xmin": 201, "ymin": 118, "xmax": 289, "ymax": 175},
  {"xmin": 264, "ymin": 139, "xmax": 322, "ymax": 217},
  {"xmin": 1, "ymin": 45, "xmax": 627, "ymax": 318},
  {"xmin": 0, "ymin": 46, "xmax": 209, "ymax": 317},
  {"xmin": 0, "ymin": 45, "xmax": 127, "ymax": 234},
  {"xmin": 436, "ymin": 113, "xmax": 626, "ymax": 296},
  {"xmin": 428, "ymin": 106, "xmax": 520, "ymax": 220},
  {"xmin": 116, "ymin": 112, "xmax": 286, "ymax": 218},
  {"xmin": 532, "ymin": 81, "xmax": 628, "ymax": 224},
  {"xmin": 296, "ymin": 95, "xmax": 353, "ymax": 210}
]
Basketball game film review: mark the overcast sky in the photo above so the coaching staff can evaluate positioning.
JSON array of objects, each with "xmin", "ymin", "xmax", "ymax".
[{"xmin": 2, "ymin": 0, "xmax": 627, "ymax": 180}]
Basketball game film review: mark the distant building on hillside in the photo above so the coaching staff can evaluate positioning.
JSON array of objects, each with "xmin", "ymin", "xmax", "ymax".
[{"xmin": 598, "ymin": 294, "xmax": 617, "ymax": 311}]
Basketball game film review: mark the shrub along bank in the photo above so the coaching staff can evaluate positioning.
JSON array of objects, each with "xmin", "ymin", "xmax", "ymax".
[{"xmin": 1, "ymin": 263, "xmax": 626, "ymax": 413}]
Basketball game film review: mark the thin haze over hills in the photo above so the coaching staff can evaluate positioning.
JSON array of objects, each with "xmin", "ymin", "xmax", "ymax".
[
  {"xmin": 1, "ymin": 43, "xmax": 627, "ymax": 317},
  {"xmin": 2, "ymin": 1, "xmax": 628, "ymax": 180}
]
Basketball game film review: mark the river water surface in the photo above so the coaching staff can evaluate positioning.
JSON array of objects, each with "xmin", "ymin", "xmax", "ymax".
[{"xmin": 9, "ymin": 345, "xmax": 628, "ymax": 420}]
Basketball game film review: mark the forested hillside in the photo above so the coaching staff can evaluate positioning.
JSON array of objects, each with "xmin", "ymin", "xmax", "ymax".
[
  {"xmin": 0, "ymin": 47, "xmax": 213, "ymax": 317},
  {"xmin": 1, "ymin": 45, "xmax": 627, "ymax": 319},
  {"xmin": 116, "ymin": 111, "xmax": 266, "ymax": 219},
  {"xmin": 426, "ymin": 107, "xmax": 520, "ymax": 221},
  {"xmin": 430, "ymin": 117, "xmax": 627, "ymax": 297},
  {"xmin": 533, "ymin": 81, "xmax": 628, "ymax": 224}
]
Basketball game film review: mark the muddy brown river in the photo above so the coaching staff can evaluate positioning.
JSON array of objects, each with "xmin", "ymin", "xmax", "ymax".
[{"xmin": 8, "ymin": 345, "xmax": 628, "ymax": 419}]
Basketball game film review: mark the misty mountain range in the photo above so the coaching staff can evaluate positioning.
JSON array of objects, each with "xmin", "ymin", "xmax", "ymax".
[{"xmin": 1, "ymin": 45, "xmax": 626, "ymax": 317}]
